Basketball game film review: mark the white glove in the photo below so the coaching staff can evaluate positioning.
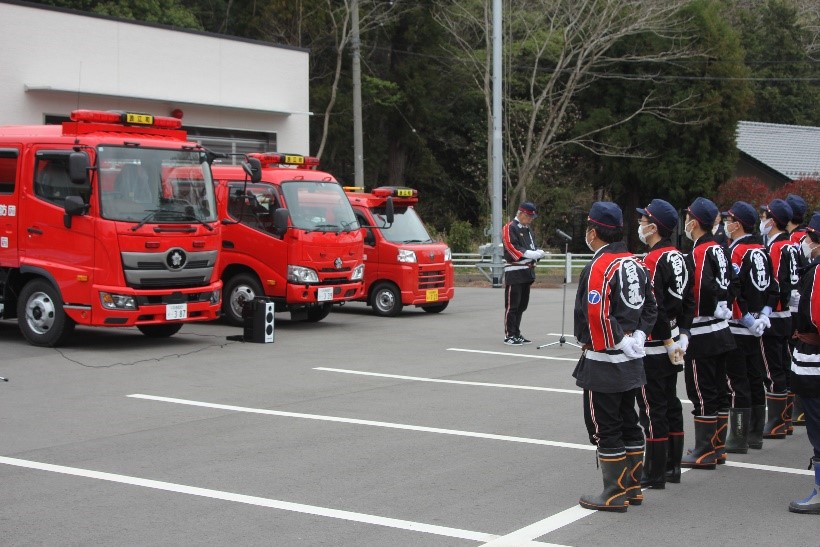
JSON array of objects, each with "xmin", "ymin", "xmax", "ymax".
[
  {"xmin": 523, "ymin": 249, "xmax": 542, "ymax": 260},
  {"xmin": 621, "ymin": 335, "xmax": 646, "ymax": 359},
  {"xmin": 632, "ymin": 330, "xmax": 647, "ymax": 348},
  {"xmin": 756, "ymin": 314, "xmax": 771, "ymax": 330},
  {"xmin": 789, "ymin": 291, "xmax": 800, "ymax": 310},
  {"xmin": 665, "ymin": 341, "xmax": 684, "ymax": 365},
  {"xmin": 537, "ymin": 249, "xmax": 547, "ymax": 260},
  {"xmin": 714, "ymin": 301, "xmax": 733, "ymax": 320},
  {"xmin": 678, "ymin": 333, "xmax": 689, "ymax": 353},
  {"xmin": 751, "ymin": 318, "xmax": 768, "ymax": 337}
]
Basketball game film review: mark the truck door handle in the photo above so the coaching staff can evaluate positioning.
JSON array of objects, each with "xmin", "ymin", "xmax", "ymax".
[
  {"xmin": 222, "ymin": 240, "xmax": 235, "ymax": 249},
  {"xmin": 27, "ymin": 227, "xmax": 43, "ymax": 235}
]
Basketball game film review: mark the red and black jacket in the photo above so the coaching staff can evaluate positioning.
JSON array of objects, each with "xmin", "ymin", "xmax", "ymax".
[
  {"xmin": 790, "ymin": 258, "xmax": 820, "ymax": 398},
  {"xmin": 502, "ymin": 218, "xmax": 538, "ymax": 284},
  {"xmin": 727, "ymin": 234, "xmax": 777, "ymax": 336},
  {"xmin": 766, "ymin": 232, "xmax": 799, "ymax": 336}
]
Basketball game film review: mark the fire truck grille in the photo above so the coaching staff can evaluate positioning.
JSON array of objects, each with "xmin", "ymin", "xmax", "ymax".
[
  {"xmin": 136, "ymin": 292, "xmax": 214, "ymax": 306},
  {"xmin": 320, "ymin": 267, "xmax": 351, "ymax": 273},
  {"xmin": 122, "ymin": 250, "xmax": 217, "ymax": 289},
  {"xmin": 419, "ymin": 270, "xmax": 446, "ymax": 290},
  {"xmin": 322, "ymin": 277, "xmax": 350, "ymax": 285}
]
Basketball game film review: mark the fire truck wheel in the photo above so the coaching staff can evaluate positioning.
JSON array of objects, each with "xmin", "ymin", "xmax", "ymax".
[
  {"xmin": 137, "ymin": 324, "xmax": 183, "ymax": 338},
  {"xmin": 371, "ymin": 282, "xmax": 403, "ymax": 317},
  {"xmin": 18, "ymin": 279, "xmax": 76, "ymax": 347},
  {"xmin": 305, "ymin": 303, "xmax": 332, "ymax": 322},
  {"xmin": 421, "ymin": 302, "xmax": 449, "ymax": 314},
  {"xmin": 223, "ymin": 273, "xmax": 263, "ymax": 327}
]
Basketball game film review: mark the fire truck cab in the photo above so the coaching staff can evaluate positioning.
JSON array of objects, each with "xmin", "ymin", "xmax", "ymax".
[
  {"xmin": 346, "ymin": 186, "xmax": 454, "ymax": 316},
  {"xmin": 0, "ymin": 110, "xmax": 222, "ymax": 346},
  {"xmin": 212, "ymin": 153, "xmax": 365, "ymax": 325}
]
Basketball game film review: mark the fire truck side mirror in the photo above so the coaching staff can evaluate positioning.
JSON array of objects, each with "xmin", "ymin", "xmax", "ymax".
[
  {"xmin": 385, "ymin": 196, "xmax": 394, "ymax": 226},
  {"xmin": 63, "ymin": 195, "xmax": 89, "ymax": 228},
  {"xmin": 242, "ymin": 158, "xmax": 262, "ymax": 183},
  {"xmin": 272, "ymin": 207, "xmax": 290, "ymax": 237},
  {"xmin": 68, "ymin": 152, "xmax": 90, "ymax": 185}
]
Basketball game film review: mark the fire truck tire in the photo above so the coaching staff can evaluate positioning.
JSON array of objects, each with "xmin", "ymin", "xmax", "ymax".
[
  {"xmin": 18, "ymin": 279, "xmax": 76, "ymax": 347},
  {"xmin": 421, "ymin": 302, "xmax": 449, "ymax": 314},
  {"xmin": 137, "ymin": 324, "xmax": 183, "ymax": 338},
  {"xmin": 371, "ymin": 282, "xmax": 403, "ymax": 317},
  {"xmin": 223, "ymin": 273, "xmax": 263, "ymax": 327},
  {"xmin": 305, "ymin": 303, "xmax": 332, "ymax": 322}
]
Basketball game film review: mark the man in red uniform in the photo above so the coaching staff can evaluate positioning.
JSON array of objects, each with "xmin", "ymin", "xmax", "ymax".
[
  {"xmin": 502, "ymin": 201, "xmax": 545, "ymax": 345},
  {"xmin": 786, "ymin": 193, "xmax": 809, "ymax": 427},
  {"xmin": 573, "ymin": 202, "xmax": 657, "ymax": 512}
]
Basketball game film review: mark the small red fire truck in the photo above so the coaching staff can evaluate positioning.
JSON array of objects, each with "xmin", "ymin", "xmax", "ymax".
[
  {"xmin": 211, "ymin": 153, "xmax": 365, "ymax": 325},
  {"xmin": 0, "ymin": 110, "xmax": 222, "ymax": 346},
  {"xmin": 346, "ymin": 186, "xmax": 454, "ymax": 316}
]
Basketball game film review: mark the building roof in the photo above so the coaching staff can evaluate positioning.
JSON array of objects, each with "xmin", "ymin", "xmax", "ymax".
[{"xmin": 736, "ymin": 121, "xmax": 820, "ymax": 180}]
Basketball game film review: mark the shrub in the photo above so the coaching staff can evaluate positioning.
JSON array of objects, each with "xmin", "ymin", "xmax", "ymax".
[{"xmin": 446, "ymin": 220, "xmax": 475, "ymax": 253}]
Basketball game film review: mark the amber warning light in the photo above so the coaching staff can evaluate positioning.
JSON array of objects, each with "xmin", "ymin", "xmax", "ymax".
[
  {"xmin": 248, "ymin": 153, "xmax": 320, "ymax": 169},
  {"xmin": 371, "ymin": 186, "xmax": 418, "ymax": 199}
]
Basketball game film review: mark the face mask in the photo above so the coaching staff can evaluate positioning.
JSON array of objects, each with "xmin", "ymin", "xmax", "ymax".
[
  {"xmin": 711, "ymin": 224, "xmax": 719, "ymax": 235},
  {"xmin": 585, "ymin": 230, "xmax": 595, "ymax": 252},
  {"xmin": 684, "ymin": 220, "xmax": 695, "ymax": 241},
  {"xmin": 759, "ymin": 219, "xmax": 772, "ymax": 236},
  {"xmin": 723, "ymin": 221, "xmax": 735, "ymax": 238},
  {"xmin": 801, "ymin": 238, "xmax": 817, "ymax": 260},
  {"xmin": 638, "ymin": 225, "xmax": 648, "ymax": 244}
]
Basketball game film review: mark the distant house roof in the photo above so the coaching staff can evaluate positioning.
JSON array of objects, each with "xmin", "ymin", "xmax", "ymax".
[{"xmin": 736, "ymin": 121, "xmax": 820, "ymax": 180}]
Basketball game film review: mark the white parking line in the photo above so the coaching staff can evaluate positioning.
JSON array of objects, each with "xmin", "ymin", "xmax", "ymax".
[
  {"xmin": 480, "ymin": 506, "xmax": 593, "ymax": 546},
  {"xmin": 127, "ymin": 394, "xmax": 596, "ymax": 451},
  {"xmin": 725, "ymin": 460, "xmax": 812, "ymax": 476},
  {"xmin": 0, "ymin": 456, "xmax": 499, "ymax": 543},
  {"xmin": 314, "ymin": 367, "xmax": 583, "ymax": 395},
  {"xmin": 448, "ymin": 348, "xmax": 578, "ymax": 362}
]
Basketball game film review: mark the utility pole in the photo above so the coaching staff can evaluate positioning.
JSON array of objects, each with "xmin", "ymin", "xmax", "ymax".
[
  {"xmin": 490, "ymin": 0, "xmax": 503, "ymax": 287},
  {"xmin": 351, "ymin": 0, "xmax": 364, "ymax": 187}
]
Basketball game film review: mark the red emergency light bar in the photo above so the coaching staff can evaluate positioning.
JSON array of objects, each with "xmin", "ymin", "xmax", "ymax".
[
  {"xmin": 372, "ymin": 186, "xmax": 418, "ymax": 199},
  {"xmin": 70, "ymin": 110, "xmax": 182, "ymax": 129},
  {"xmin": 248, "ymin": 152, "xmax": 320, "ymax": 169}
]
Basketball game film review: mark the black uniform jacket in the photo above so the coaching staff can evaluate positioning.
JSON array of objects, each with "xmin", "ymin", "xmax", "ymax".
[
  {"xmin": 766, "ymin": 232, "xmax": 799, "ymax": 337},
  {"xmin": 502, "ymin": 219, "xmax": 537, "ymax": 284},
  {"xmin": 572, "ymin": 242, "xmax": 657, "ymax": 393},
  {"xmin": 791, "ymin": 257, "xmax": 820, "ymax": 398},
  {"xmin": 727, "ymin": 234, "xmax": 777, "ymax": 337}
]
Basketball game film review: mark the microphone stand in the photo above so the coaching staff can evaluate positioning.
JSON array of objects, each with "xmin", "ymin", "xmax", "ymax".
[{"xmin": 538, "ymin": 237, "xmax": 581, "ymax": 349}]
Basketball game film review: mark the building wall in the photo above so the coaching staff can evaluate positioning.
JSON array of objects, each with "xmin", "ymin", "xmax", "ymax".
[{"xmin": 0, "ymin": 1, "xmax": 310, "ymax": 153}]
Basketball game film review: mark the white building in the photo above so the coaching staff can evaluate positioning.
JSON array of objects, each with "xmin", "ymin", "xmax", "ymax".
[{"xmin": 0, "ymin": 0, "xmax": 310, "ymax": 156}]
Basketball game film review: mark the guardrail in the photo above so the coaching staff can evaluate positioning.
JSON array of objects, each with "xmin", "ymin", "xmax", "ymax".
[{"xmin": 452, "ymin": 252, "xmax": 593, "ymax": 283}]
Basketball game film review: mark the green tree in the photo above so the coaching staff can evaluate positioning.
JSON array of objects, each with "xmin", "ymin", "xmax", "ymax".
[{"xmin": 34, "ymin": 0, "xmax": 202, "ymax": 29}]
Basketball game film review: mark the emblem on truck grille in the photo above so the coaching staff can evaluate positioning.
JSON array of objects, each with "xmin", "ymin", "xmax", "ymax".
[
  {"xmin": 166, "ymin": 248, "xmax": 188, "ymax": 271},
  {"xmin": 334, "ymin": 257, "xmax": 343, "ymax": 269}
]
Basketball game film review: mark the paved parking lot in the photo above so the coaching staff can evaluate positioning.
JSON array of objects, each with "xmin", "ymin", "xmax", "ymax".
[{"xmin": 0, "ymin": 287, "xmax": 816, "ymax": 546}]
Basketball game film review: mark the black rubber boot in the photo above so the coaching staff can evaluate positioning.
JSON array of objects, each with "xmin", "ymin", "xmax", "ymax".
[
  {"xmin": 762, "ymin": 392, "xmax": 788, "ymax": 439},
  {"xmin": 641, "ymin": 438, "xmax": 667, "ymax": 489},
  {"xmin": 785, "ymin": 393, "xmax": 795, "ymax": 435},
  {"xmin": 788, "ymin": 458, "xmax": 820, "ymax": 514},
  {"xmin": 748, "ymin": 405, "xmax": 765, "ymax": 449},
  {"xmin": 793, "ymin": 395, "xmax": 806, "ymax": 426},
  {"xmin": 714, "ymin": 411, "xmax": 728, "ymax": 464},
  {"xmin": 624, "ymin": 444, "xmax": 644, "ymax": 506},
  {"xmin": 579, "ymin": 450, "xmax": 629, "ymax": 513},
  {"xmin": 681, "ymin": 416, "xmax": 717, "ymax": 470},
  {"xmin": 665, "ymin": 433, "xmax": 684, "ymax": 483},
  {"xmin": 725, "ymin": 408, "xmax": 750, "ymax": 454}
]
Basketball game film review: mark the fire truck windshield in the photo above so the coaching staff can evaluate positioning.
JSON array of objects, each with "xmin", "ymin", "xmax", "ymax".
[
  {"xmin": 373, "ymin": 206, "xmax": 433, "ymax": 244},
  {"xmin": 97, "ymin": 146, "xmax": 217, "ymax": 224},
  {"xmin": 280, "ymin": 181, "xmax": 359, "ymax": 232}
]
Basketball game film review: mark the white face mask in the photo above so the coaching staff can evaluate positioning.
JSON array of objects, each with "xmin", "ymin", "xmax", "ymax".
[
  {"xmin": 684, "ymin": 219, "xmax": 695, "ymax": 241},
  {"xmin": 711, "ymin": 224, "xmax": 719, "ymax": 235},
  {"xmin": 801, "ymin": 238, "xmax": 817, "ymax": 261},
  {"xmin": 723, "ymin": 221, "xmax": 735, "ymax": 238},
  {"xmin": 638, "ymin": 225, "xmax": 648, "ymax": 244},
  {"xmin": 585, "ymin": 230, "xmax": 595, "ymax": 252},
  {"xmin": 759, "ymin": 219, "xmax": 772, "ymax": 236}
]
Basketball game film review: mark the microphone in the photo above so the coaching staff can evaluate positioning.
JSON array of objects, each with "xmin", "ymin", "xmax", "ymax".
[{"xmin": 555, "ymin": 229, "xmax": 572, "ymax": 242}]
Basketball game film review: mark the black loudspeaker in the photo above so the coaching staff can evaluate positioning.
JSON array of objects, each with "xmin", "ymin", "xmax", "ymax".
[{"xmin": 242, "ymin": 297, "xmax": 275, "ymax": 343}]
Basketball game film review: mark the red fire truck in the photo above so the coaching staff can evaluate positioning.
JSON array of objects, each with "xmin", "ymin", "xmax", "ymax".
[
  {"xmin": 0, "ymin": 110, "xmax": 222, "ymax": 346},
  {"xmin": 211, "ymin": 153, "xmax": 365, "ymax": 325},
  {"xmin": 346, "ymin": 186, "xmax": 454, "ymax": 316}
]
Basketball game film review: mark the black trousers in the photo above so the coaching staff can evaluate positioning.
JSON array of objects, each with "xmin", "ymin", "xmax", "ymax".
[
  {"xmin": 803, "ymin": 396, "xmax": 820, "ymax": 459},
  {"xmin": 762, "ymin": 334, "xmax": 789, "ymax": 393},
  {"xmin": 504, "ymin": 281, "xmax": 531, "ymax": 338},
  {"xmin": 637, "ymin": 353, "xmax": 684, "ymax": 439},
  {"xmin": 583, "ymin": 389, "xmax": 644, "ymax": 450},
  {"xmin": 685, "ymin": 352, "xmax": 728, "ymax": 416},
  {"xmin": 725, "ymin": 334, "xmax": 766, "ymax": 408}
]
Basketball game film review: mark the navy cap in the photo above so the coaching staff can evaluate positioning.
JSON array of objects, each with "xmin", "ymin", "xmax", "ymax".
[
  {"xmin": 722, "ymin": 201, "xmax": 757, "ymax": 230},
  {"xmin": 761, "ymin": 198, "xmax": 793, "ymax": 226},
  {"xmin": 686, "ymin": 197, "xmax": 718, "ymax": 226},
  {"xmin": 518, "ymin": 201, "xmax": 537, "ymax": 217},
  {"xmin": 636, "ymin": 199, "xmax": 678, "ymax": 231},
  {"xmin": 806, "ymin": 212, "xmax": 820, "ymax": 235},
  {"xmin": 588, "ymin": 201, "xmax": 623, "ymax": 229},
  {"xmin": 786, "ymin": 194, "xmax": 807, "ymax": 219}
]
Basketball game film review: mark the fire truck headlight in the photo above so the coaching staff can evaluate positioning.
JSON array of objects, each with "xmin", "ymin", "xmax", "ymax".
[
  {"xmin": 351, "ymin": 264, "xmax": 365, "ymax": 281},
  {"xmin": 397, "ymin": 249, "xmax": 417, "ymax": 263},
  {"xmin": 288, "ymin": 265, "xmax": 319, "ymax": 283},
  {"xmin": 444, "ymin": 247, "xmax": 452, "ymax": 261},
  {"xmin": 100, "ymin": 292, "xmax": 137, "ymax": 310},
  {"xmin": 209, "ymin": 290, "xmax": 221, "ymax": 304}
]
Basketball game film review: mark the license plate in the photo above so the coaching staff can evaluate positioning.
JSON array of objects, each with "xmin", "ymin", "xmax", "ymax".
[
  {"xmin": 166, "ymin": 303, "xmax": 188, "ymax": 320},
  {"xmin": 425, "ymin": 289, "xmax": 439, "ymax": 302},
  {"xmin": 317, "ymin": 287, "xmax": 333, "ymax": 302}
]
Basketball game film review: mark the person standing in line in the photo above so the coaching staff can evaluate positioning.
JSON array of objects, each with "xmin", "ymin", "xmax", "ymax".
[
  {"xmin": 679, "ymin": 197, "xmax": 736, "ymax": 470},
  {"xmin": 634, "ymin": 199, "xmax": 692, "ymax": 488},
  {"xmin": 721, "ymin": 202, "xmax": 775, "ymax": 454},
  {"xmin": 786, "ymin": 193, "xmax": 809, "ymax": 428},
  {"xmin": 759, "ymin": 199, "xmax": 798, "ymax": 439},
  {"xmin": 787, "ymin": 212, "xmax": 820, "ymax": 514},
  {"xmin": 502, "ymin": 201, "xmax": 545, "ymax": 345},
  {"xmin": 573, "ymin": 202, "xmax": 657, "ymax": 512}
]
